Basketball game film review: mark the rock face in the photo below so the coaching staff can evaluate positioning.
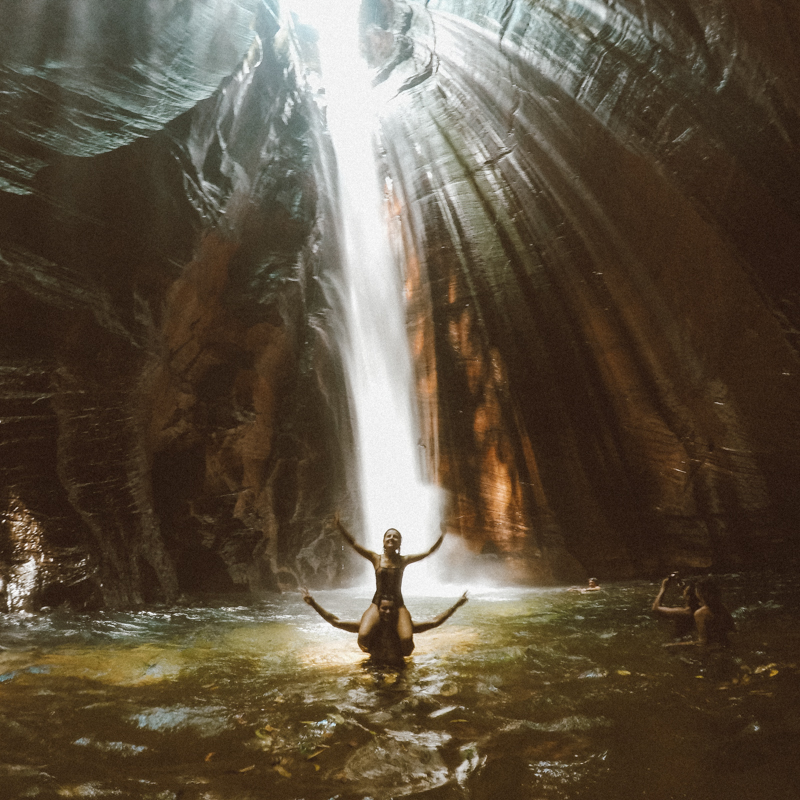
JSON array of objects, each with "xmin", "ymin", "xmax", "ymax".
[
  {"xmin": 367, "ymin": 0, "xmax": 800, "ymax": 581},
  {"xmin": 1, "ymin": 0, "xmax": 799, "ymax": 608},
  {"xmin": 0, "ymin": 0, "xmax": 355, "ymax": 609}
]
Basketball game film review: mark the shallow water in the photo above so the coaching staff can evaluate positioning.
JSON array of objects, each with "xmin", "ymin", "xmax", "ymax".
[{"xmin": 1, "ymin": 574, "xmax": 799, "ymax": 800}]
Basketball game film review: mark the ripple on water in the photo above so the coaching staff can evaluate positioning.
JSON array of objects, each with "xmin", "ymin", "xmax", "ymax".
[
  {"xmin": 0, "ymin": 577, "xmax": 797, "ymax": 800},
  {"xmin": 130, "ymin": 705, "xmax": 232, "ymax": 736}
]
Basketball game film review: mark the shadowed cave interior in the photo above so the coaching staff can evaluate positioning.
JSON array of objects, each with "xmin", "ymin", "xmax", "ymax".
[
  {"xmin": 1, "ymin": 0, "xmax": 800, "ymax": 612},
  {"xmin": 2, "ymin": 4, "xmax": 800, "ymax": 800}
]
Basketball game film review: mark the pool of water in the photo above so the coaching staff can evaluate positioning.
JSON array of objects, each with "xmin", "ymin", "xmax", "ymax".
[{"xmin": 1, "ymin": 574, "xmax": 799, "ymax": 799}]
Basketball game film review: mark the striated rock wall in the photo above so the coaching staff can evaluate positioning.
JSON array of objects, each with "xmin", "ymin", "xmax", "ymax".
[
  {"xmin": 367, "ymin": 0, "xmax": 800, "ymax": 580},
  {"xmin": 1, "ymin": 0, "xmax": 799, "ymax": 607},
  {"xmin": 0, "ymin": 0, "xmax": 355, "ymax": 609}
]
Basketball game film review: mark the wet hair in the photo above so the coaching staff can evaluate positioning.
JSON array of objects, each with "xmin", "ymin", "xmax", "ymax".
[
  {"xmin": 695, "ymin": 577, "xmax": 723, "ymax": 609},
  {"xmin": 683, "ymin": 582, "xmax": 700, "ymax": 612},
  {"xmin": 377, "ymin": 596, "xmax": 396, "ymax": 609},
  {"xmin": 383, "ymin": 528, "xmax": 402, "ymax": 541}
]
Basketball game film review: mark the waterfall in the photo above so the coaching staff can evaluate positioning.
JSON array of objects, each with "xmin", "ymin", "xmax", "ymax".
[{"xmin": 285, "ymin": 1, "xmax": 443, "ymax": 591}]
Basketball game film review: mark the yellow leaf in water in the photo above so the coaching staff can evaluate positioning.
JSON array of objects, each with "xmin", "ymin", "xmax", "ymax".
[
  {"xmin": 255, "ymin": 728, "xmax": 273, "ymax": 739},
  {"xmin": 306, "ymin": 749, "xmax": 326, "ymax": 760},
  {"xmin": 616, "ymin": 670, "xmax": 631, "ymax": 676},
  {"xmin": 239, "ymin": 765, "xmax": 256, "ymax": 773},
  {"xmin": 314, "ymin": 763, "xmax": 320, "ymax": 771},
  {"xmin": 769, "ymin": 669, "xmax": 779, "ymax": 677},
  {"xmin": 273, "ymin": 765, "xmax": 292, "ymax": 778},
  {"xmin": 204, "ymin": 752, "xmax": 215, "ymax": 762}
]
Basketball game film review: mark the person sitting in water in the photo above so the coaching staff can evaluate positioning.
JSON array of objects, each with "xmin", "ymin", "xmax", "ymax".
[
  {"xmin": 651, "ymin": 572, "xmax": 700, "ymax": 640},
  {"xmin": 664, "ymin": 576, "xmax": 735, "ymax": 648},
  {"xmin": 333, "ymin": 513, "xmax": 445, "ymax": 657},
  {"xmin": 568, "ymin": 577, "xmax": 601, "ymax": 593},
  {"xmin": 300, "ymin": 588, "xmax": 468, "ymax": 666}
]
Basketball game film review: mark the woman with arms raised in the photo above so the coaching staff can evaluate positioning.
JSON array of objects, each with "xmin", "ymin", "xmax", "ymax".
[{"xmin": 334, "ymin": 513, "xmax": 445, "ymax": 656}]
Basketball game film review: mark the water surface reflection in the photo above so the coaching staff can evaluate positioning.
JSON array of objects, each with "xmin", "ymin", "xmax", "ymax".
[{"xmin": 1, "ymin": 575, "xmax": 799, "ymax": 799}]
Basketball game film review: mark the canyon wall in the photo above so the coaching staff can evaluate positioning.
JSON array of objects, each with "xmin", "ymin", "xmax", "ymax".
[
  {"xmin": 1, "ymin": 0, "xmax": 799, "ymax": 608},
  {"xmin": 366, "ymin": 0, "xmax": 800, "ymax": 581}
]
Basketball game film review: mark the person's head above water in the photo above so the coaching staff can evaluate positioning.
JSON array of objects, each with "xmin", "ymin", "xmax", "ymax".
[
  {"xmin": 695, "ymin": 576, "xmax": 724, "ymax": 608},
  {"xmin": 382, "ymin": 528, "xmax": 402, "ymax": 553},
  {"xmin": 682, "ymin": 582, "xmax": 700, "ymax": 610},
  {"xmin": 377, "ymin": 596, "xmax": 397, "ymax": 621}
]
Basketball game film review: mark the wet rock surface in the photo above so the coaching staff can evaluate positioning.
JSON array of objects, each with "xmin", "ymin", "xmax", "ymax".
[
  {"xmin": 0, "ymin": 0, "xmax": 354, "ymax": 609},
  {"xmin": 1, "ymin": 0, "xmax": 800, "ymax": 607},
  {"xmin": 370, "ymin": 0, "xmax": 800, "ymax": 579}
]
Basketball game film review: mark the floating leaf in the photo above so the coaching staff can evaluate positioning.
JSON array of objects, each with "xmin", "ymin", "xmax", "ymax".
[
  {"xmin": 273, "ymin": 765, "xmax": 292, "ymax": 778},
  {"xmin": 769, "ymin": 669, "xmax": 779, "ymax": 677},
  {"xmin": 329, "ymin": 713, "xmax": 345, "ymax": 724},
  {"xmin": 239, "ymin": 765, "xmax": 255, "ymax": 773},
  {"xmin": 204, "ymin": 752, "xmax": 215, "ymax": 762},
  {"xmin": 306, "ymin": 749, "xmax": 326, "ymax": 760},
  {"xmin": 616, "ymin": 670, "xmax": 631, "ymax": 676},
  {"xmin": 255, "ymin": 728, "xmax": 274, "ymax": 739}
]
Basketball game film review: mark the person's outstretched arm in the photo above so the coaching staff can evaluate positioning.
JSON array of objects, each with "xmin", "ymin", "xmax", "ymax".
[
  {"xmin": 413, "ymin": 592, "xmax": 468, "ymax": 633},
  {"xmin": 334, "ymin": 514, "xmax": 378, "ymax": 564},
  {"xmin": 652, "ymin": 577, "xmax": 690, "ymax": 618},
  {"xmin": 403, "ymin": 526, "xmax": 446, "ymax": 565},
  {"xmin": 301, "ymin": 588, "xmax": 360, "ymax": 633}
]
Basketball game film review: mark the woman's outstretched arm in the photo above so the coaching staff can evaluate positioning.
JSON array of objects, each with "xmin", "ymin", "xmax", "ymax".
[
  {"xmin": 301, "ymin": 588, "xmax": 360, "ymax": 633},
  {"xmin": 652, "ymin": 577, "xmax": 691, "ymax": 617},
  {"xmin": 333, "ymin": 513, "xmax": 378, "ymax": 564},
  {"xmin": 413, "ymin": 592, "xmax": 468, "ymax": 633},
  {"xmin": 403, "ymin": 526, "xmax": 446, "ymax": 565}
]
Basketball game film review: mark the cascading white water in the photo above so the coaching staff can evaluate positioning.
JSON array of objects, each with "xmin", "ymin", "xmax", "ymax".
[{"xmin": 284, "ymin": 1, "xmax": 443, "ymax": 592}]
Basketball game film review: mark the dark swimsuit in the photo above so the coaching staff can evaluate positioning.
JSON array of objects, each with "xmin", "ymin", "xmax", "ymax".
[{"xmin": 371, "ymin": 562, "xmax": 405, "ymax": 608}]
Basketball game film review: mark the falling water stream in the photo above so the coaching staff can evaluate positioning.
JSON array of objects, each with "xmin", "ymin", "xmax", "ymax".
[{"xmin": 287, "ymin": 1, "xmax": 444, "ymax": 586}]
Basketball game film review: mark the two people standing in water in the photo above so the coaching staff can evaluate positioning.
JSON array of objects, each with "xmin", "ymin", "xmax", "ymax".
[
  {"xmin": 302, "ymin": 514, "xmax": 468, "ymax": 664},
  {"xmin": 652, "ymin": 572, "xmax": 735, "ymax": 647}
]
